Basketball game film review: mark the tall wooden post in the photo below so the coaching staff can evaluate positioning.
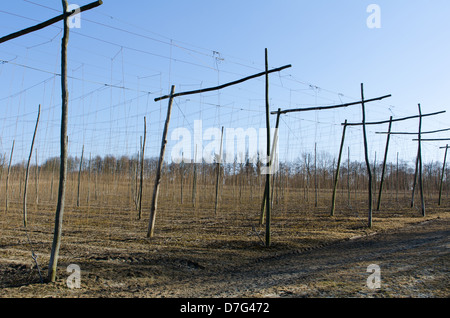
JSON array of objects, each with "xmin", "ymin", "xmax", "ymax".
[
  {"xmin": 50, "ymin": 158, "xmax": 55, "ymax": 201},
  {"xmin": 214, "ymin": 127, "xmax": 224, "ymax": 215},
  {"xmin": 192, "ymin": 145, "xmax": 198, "ymax": 208},
  {"xmin": 411, "ymin": 146, "xmax": 419, "ymax": 208},
  {"xmin": 376, "ymin": 116, "xmax": 392, "ymax": 211},
  {"xmin": 439, "ymin": 145, "xmax": 448, "ymax": 205},
  {"xmin": 360, "ymin": 83, "xmax": 373, "ymax": 228},
  {"xmin": 5, "ymin": 141, "xmax": 15, "ymax": 213},
  {"xmin": 396, "ymin": 152, "xmax": 399, "ymax": 203},
  {"xmin": 417, "ymin": 104, "xmax": 425, "ymax": 216},
  {"xmin": 24, "ymin": 105, "xmax": 40, "ymax": 227},
  {"xmin": 347, "ymin": 146, "xmax": 351, "ymax": 206},
  {"xmin": 87, "ymin": 153, "xmax": 91, "ymax": 207},
  {"xmin": 264, "ymin": 48, "xmax": 271, "ymax": 247},
  {"xmin": 48, "ymin": 0, "xmax": 70, "ymax": 282},
  {"xmin": 180, "ymin": 153, "xmax": 184, "ymax": 205},
  {"xmin": 314, "ymin": 142, "xmax": 318, "ymax": 208},
  {"xmin": 138, "ymin": 117, "xmax": 146, "ymax": 219},
  {"xmin": 260, "ymin": 108, "xmax": 280, "ymax": 224},
  {"xmin": 373, "ymin": 152, "xmax": 377, "ymax": 198},
  {"xmin": 35, "ymin": 149, "xmax": 39, "ymax": 205},
  {"xmin": 147, "ymin": 85, "xmax": 175, "ymax": 238},
  {"xmin": 270, "ymin": 109, "xmax": 281, "ymax": 209},
  {"xmin": 76, "ymin": 145, "xmax": 84, "ymax": 207},
  {"xmin": 330, "ymin": 120, "xmax": 347, "ymax": 216}
]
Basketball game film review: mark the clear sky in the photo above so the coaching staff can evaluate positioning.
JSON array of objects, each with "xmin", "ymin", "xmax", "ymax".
[{"xmin": 0, "ymin": 1, "xmax": 449, "ymax": 167}]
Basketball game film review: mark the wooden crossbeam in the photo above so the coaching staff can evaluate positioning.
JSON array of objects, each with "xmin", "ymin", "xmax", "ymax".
[
  {"xmin": 412, "ymin": 138, "xmax": 450, "ymax": 141},
  {"xmin": 0, "ymin": 1, "xmax": 103, "ymax": 44},
  {"xmin": 343, "ymin": 110, "xmax": 446, "ymax": 126},
  {"xmin": 154, "ymin": 64, "xmax": 292, "ymax": 102},
  {"xmin": 376, "ymin": 127, "xmax": 450, "ymax": 135},
  {"xmin": 271, "ymin": 94, "xmax": 391, "ymax": 115}
]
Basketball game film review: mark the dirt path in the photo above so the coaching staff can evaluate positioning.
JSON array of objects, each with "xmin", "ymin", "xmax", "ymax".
[{"xmin": 147, "ymin": 217, "xmax": 449, "ymax": 298}]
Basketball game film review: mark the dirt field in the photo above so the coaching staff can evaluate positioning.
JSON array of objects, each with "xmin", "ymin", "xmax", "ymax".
[{"xmin": 0, "ymin": 179, "xmax": 448, "ymax": 299}]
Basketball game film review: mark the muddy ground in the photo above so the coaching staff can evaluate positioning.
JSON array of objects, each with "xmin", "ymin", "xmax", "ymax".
[{"xmin": 0, "ymin": 196, "xmax": 448, "ymax": 300}]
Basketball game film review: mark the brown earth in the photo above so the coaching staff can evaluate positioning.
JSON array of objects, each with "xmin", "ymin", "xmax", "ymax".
[{"xmin": 0, "ymin": 198, "xmax": 448, "ymax": 299}]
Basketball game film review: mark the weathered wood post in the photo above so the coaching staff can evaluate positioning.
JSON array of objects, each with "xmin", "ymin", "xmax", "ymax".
[
  {"xmin": 376, "ymin": 116, "xmax": 392, "ymax": 211},
  {"xmin": 214, "ymin": 127, "xmax": 224, "ymax": 216},
  {"xmin": 50, "ymin": 158, "xmax": 56, "ymax": 201},
  {"xmin": 330, "ymin": 120, "xmax": 347, "ymax": 216},
  {"xmin": 396, "ymin": 152, "xmax": 399, "ymax": 203},
  {"xmin": 192, "ymin": 145, "xmax": 198, "ymax": 208},
  {"xmin": 264, "ymin": 48, "xmax": 271, "ymax": 247},
  {"xmin": 260, "ymin": 108, "xmax": 280, "ymax": 224},
  {"xmin": 5, "ymin": 140, "xmax": 15, "ymax": 213},
  {"xmin": 48, "ymin": 0, "xmax": 71, "ymax": 282},
  {"xmin": 24, "ymin": 105, "xmax": 40, "ymax": 227},
  {"xmin": 138, "ymin": 117, "xmax": 146, "ymax": 219},
  {"xmin": 438, "ymin": 145, "xmax": 448, "ymax": 205},
  {"xmin": 270, "ymin": 109, "xmax": 281, "ymax": 209},
  {"xmin": 147, "ymin": 85, "xmax": 175, "ymax": 238},
  {"xmin": 411, "ymin": 144, "xmax": 420, "ymax": 208},
  {"xmin": 76, "ymin": 145, "xmax": 84, "ymax": 207},
  {"xmin": 314, "ymin": 142, "xmax": 318, "ymax": 208},
  {"xmin": 347, "ymin": 146, "xmax": 351, "ymax": 207},
  {"xmin": 35, "ymin": 150, "xmax": 39, "ymax": 205},
  {"xmin": 360, "ymin": 83, "xmax": 373, "ymax": 228},
  {"xmin": 87, "ymin": 153, "xmax": 91, "ymax": 206},
  {"xmin": 417, "ymin": 104, "xmax": 425, "ymax": 216}
]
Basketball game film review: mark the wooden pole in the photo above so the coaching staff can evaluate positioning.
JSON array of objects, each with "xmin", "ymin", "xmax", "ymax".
[
  {"xmin": 76, "ymin": 145, "xmax": 84, "ymax": 207},
  {"xmin": 50, "ymin": 158, "xmax": 55, "ymax": 201},
  {"xmin": 396, "ymin": 152, "xmax": 399, "ymax": 203},
  {"xmin": 376, "ymin": 116, "xmax": 392, "ymax": 211},
  {"xmin": 264, "ymin": 48, "xmax": 271, "ymax": 247},
  {"xmin": 411, "ymin": 146, "xmax": 419, "ymax": 208},
  {"xmin": 270, "ymin": 110, "xmax": 281, "ymax": 209},
  {"xmin": 192, "ymin": 145, "xmax": 198, "ymax": 208},
  {"xmin": 24, "ymin": 105, "xmax": 41, "ymax": 227},
  {"xmin": 438, "ymin": 145, "xmax": 448, "ymax": 206},
  {"xmin": 314, "ymin": 142, "xmax": 318, "ymax": 208},
  {"xmin": 147, "ymin": 85, "xmax": 175, "ymax": 238},
  {"xmin": 134, "ymin": 143, "xmax": 140, "ymax": 210},
  {"xmin": 347, "ymin": 146, "xmax": 351, "ymax": 207},
  {"xmin": 417, "ymin": 104, "xmax": 425, "ymax": 216},
  {"xmin": 48, "ymin": 0, "xmax": 71, "ymax": 283},
  {"xmin": 180, "ymin": 153, "xmax": 184, "ymax": 205},
  {"xmin": 35, "ymin": 149, "xmax": 39, "ymax": 205},
  {"xmin": 87, "ymin": 153, "xmax": 91, "ymax": 207},
  {"xmin": 138, "ymin": 117, "xmax": 146, "ymax": 219},
  {"xmin": 330, "ymin": 120, "xmax": 347, "ymax": 216},
  {"xmin": 260, "ymin": 108, "xmax": 280, "ymax": 224},
  {"xmin": 360, "ymin": 83, "xmax": 373, "ymax": 228},
  {"xmin": 214, "ymin": 127, "xmax": 224, "ymax": 215},
  {"xmin": 5, "ymin": 140, "xmax": 14, "ymax": 213}
]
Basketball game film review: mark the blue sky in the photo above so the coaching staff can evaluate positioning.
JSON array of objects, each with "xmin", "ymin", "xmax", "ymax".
[{"xmin": 0, "ymin": 1, "xmax": 449, "ymax": 166}]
